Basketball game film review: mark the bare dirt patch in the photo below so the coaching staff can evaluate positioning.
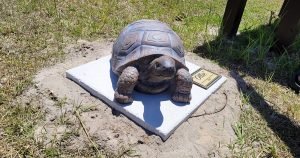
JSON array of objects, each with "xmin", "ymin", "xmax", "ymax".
[{"xmin": 18, "ymin": 40, "xmax": 241, "ymax": 157}]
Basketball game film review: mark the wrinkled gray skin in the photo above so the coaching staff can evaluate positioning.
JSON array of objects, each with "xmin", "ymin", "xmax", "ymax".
[{"xmin": 114, "ymin": 55, "xmax": 192, "ymax": 104}]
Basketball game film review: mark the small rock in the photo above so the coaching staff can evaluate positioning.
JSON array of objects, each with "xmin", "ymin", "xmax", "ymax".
[
  {"xmin": 208, "ymin": 151, "xmax": 216, "ymax": 157},
  {"xmin": 252, "ymin": 141, "xmax": 260, "ymax": 148},
  {"xmin": 242, "ymin": 104, "xmax": 251, "ymax": 111},
  {"xmin": 0, "ymin": 77, "xmax": 8, "ymax": 84},
  {"xmin": 0, "ymin": 129, "xmax": 4, "ymax": 139},
  {"xmin": 49, "ymin": 116, "xmax": 57, "ymax": 122},
  {"xmin": 114, "ymin": 134, "xmax": 119, "ymax": 138},
  {"xmin": 83, "ymin": 45, "xmax": 91, "ymax": 49},
  {"xmin": 34, "ymin": 84, "xmax": 39, "ymax": 89},
  {"xmin": 112, "ymin": 109, "xmax": 121, "ymax": 116},
  {"xmin": 48, "ymin": 90, "xmax": 58, "ymax": 101},
  {"xmin": 74, "ymin": 133, "xmax": 80, "ymax": 137},
  {"xmin": 91, "ymin": 114, "xmax": 98, "ymax": 119}
]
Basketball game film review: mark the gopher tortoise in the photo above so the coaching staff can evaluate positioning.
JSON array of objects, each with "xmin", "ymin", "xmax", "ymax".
[{"xmin": 111, "ymin": 19, "xmax": 192, "ymax": 104}]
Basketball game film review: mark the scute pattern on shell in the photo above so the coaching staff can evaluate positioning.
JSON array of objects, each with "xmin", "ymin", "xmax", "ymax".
[{"xmin": 111, "ymin": 19, "xmax": 187, "ymax": 75}]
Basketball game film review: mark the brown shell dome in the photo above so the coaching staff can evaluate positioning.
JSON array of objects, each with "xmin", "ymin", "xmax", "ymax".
[{"xmin": 111, "ymin": 19, "xmax": 187, "ymax": 75}]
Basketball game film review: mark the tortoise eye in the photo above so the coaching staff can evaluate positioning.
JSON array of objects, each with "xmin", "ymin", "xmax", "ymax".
[{"xmin": 155, "ymin": 63, "xmax": 160, "ymax": 68}]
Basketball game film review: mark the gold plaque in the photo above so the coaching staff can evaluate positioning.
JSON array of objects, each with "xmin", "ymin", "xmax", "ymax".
[{"xmin": 192, "ymin": 68, "xmax": 221, "ymax": 89}]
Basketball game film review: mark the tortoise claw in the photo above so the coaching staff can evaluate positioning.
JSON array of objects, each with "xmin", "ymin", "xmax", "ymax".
[
  {"xmin": 172, "ymin": 92, "xmax": 191, "ymax": 103},
  {"xmin": 114, "ymin": 91, "xmax": 133, "ymax": 104}
]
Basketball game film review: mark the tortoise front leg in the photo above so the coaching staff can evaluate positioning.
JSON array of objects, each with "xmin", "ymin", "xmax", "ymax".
[
  {"xmin": 172, "ymin": 68, "xmax": 192, "ymax": 103},
  {"xmin": 114, "ymin": 66, "xmax": 139, "ymax": 104}
]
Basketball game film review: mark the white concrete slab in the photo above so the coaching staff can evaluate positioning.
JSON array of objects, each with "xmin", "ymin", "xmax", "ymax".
[{"xmin": 66, "ymin": 55, "xmax": 226, "ymax": 141}]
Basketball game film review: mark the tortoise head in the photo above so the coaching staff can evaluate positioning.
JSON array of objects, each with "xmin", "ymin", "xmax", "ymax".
[{"xmin": 148, "ymin": 55, "xmax": 176, "ymax": 81}]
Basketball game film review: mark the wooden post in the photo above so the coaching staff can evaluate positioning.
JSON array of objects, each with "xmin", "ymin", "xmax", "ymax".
[
  {"xmin": 278, "ymin": 0, "xmax": 288, "ymax": 17},
  {"xmin": 275, "ymin": 0, "xmax": 300, "ymax": 47},
  {"xmin": 221, "ymin": 0, "xmax": 247, "ymax": 38}
]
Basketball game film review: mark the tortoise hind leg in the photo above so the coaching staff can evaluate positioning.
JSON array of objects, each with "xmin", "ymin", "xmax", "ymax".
[
  {"xmin": 172, "ymin": 68, "xmax": 192, "ymax": 103},
  {"xmin": 114, "ymin": 66, "xmax": 139, "ymax": 104}
]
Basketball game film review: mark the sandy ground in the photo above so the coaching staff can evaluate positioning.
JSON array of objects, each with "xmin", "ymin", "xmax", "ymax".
[{"xmin": 18, "ymin": 40, "xmax": 241, "ymax": 157}]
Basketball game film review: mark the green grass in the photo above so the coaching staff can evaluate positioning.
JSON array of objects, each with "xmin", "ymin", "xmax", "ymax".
[
  {"xmin": 0, "ymin": 0, "xmax": 299, "ymax": 157},
  {"xmin": 228, "ymin": 74, "xmax": 299, "ymax": 158}
]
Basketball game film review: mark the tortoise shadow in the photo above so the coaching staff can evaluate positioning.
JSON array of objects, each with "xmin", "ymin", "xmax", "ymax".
[
  {"xmin": 134, "ymin": 89, "xmax": 188, "ymax": 128},
  {"xmin": 109, "ymin": 68, "xmax": 188, "ymax": 129}
]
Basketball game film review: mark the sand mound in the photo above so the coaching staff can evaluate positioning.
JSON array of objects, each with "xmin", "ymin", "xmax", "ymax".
[{"xmin": 19, "ymin": 40, "xmax": 240, "ymax": 157}]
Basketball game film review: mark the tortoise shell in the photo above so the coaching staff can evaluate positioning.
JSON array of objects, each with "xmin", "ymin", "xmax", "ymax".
[{"xmin": 111, "ymin": 19, "xmax": 187, "ymax": 75}]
